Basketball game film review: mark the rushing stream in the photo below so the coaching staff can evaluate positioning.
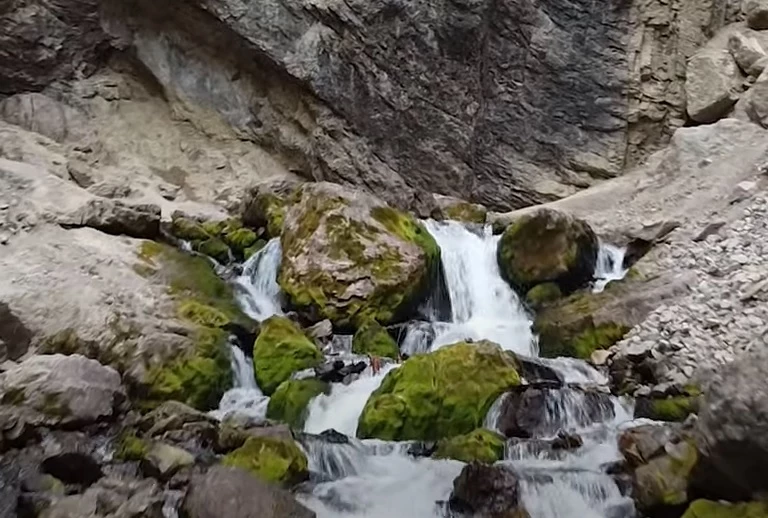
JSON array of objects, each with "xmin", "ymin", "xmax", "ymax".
[{"xmin": 215, "ymin": 221, "xmax": 635, "ymax": 518}]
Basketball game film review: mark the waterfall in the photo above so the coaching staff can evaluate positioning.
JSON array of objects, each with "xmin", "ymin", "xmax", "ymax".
[
  {"xmin": 593, "ymin": 242, "xmax": 627, "ymax": 293},
  {"xmin": 211, "ymin": 238, "xmax": 283, "ymax": 422},
  {"xmin": 223, "ymin": 221, "xmax": 635, "ymax": 518},
  {"xmin": 415, "ymin": 221, "xmax": 536, "ymax": 356}
]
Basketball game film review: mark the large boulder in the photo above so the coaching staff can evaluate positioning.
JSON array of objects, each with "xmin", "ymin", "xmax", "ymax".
[
  {"xmin": 745, "ymin": 0, "xmax": 768, "ymax": 29},
  {"xmin": 685, "ymin": 49, "xmax": 741, "ymax": 123},
  {"xmin": 221, "ymin": 436, "xmax": 309, "ymax": 486},
  {"xmin": 252, "ymin": 317, "xmax": 323, "ymax": 396},
  {"xmin": 448, "ymin": 463, "xmax": 529, "ymax": 518},
  {"xmin": 356, "ymin": 341, "xmax": 520, "ymax": 441},
  {"xmin": 497, "ymin": 209, "xmax": 598, "ymax": 294},
  {"xmin": 278, "ymin": 183, "xmax": 439, "ymax": 329},
  {"xmin": 266, "ymin": 379, "xmax": 329, "ymax": 429},
  {"xmin": 693, "ymin": 347, "xmax": 768, "ymax": 500},
  {"xmin": 0, "ymin": 354, "xmax": 126, "ymax": 427},
  {"xmin": 182, "ymin": 466, "xmax": 315, "ymax": 518},
  {"xmin": 728, "ymin": 32, "xmax": 766, "ymax": 74}
]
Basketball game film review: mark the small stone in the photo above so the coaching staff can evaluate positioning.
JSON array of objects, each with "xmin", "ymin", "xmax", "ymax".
[
  {"xmin": 590, "ymin": 349, "xmax": 611, "ymax": 366},
  {"xmin": 141, "ymin": 442, "xmax": 195, "ymax": 480}
]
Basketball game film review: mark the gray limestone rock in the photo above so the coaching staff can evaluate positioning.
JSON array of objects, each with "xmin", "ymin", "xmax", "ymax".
[{"xmin": 685, "ymin": 49, "xmax": 742, "ymax": 123}]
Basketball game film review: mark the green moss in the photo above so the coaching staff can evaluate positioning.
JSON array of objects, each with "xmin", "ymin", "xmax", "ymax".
[
  {"xmin": 224, "ymin": 227, "xmax": 258, "ymax": 254},
  {"xmin": 171, "ymin": 217, "xmax": 210, "ymax": 241},
  {"xmin": 115, "ymin": 432, "xmax": 148, "ymax": 461},
  {"xmin": 252, "ymin": 317, "xmax": 323, "ymax": 395},
  {"xmin": 635, "ymin": 439, "xmax": 699, "ymax": 510},
  {"xmin": 370, "ymin": 206, "xmax": 440, "ymax": 266},
  {"xmin": 266, "ymin": 379, "xmax": 329, "ymax": 429},
  {"xmin": 649, "ymin": 397, "xmax": 698, "ymax": 422},
  {"xmin": 443, "ymin": 202, "xmax": 487, "ymax": 224},
  {"xmin": 178, "ymin": 300, "xmax": 230, "ymax": 328},
  {"xmin": 525, "ymin": 283, "xmax": 562, "ymax": 308},
  {"xmin": 221, "ymin": 436, "xmax": 309, "ymax": 486},
  {"xmin": 39, "ymin": 393, "xmax": 71, "ymax": 419},
  {"xmin": 357, "ymin": 341, "xmax": 520, "ymax": 441},
  {"xmin": 196, "ymin": 237, "xmax": 230, "ymax": 263},
  {"xmin": 2, "ymin": 387, "xmax": 26, "ymax": 405},
  {"xmin": 352, "ymin": 320, "xmax": 399, "ymax": 359},
  {"xmin": 497, "ymin": 210, "xmax": 597, "ymax": 293},
  {"xmin": 433, "ymin": 428, "xmax": 505, "ymax": 463},
  {"xmin": 260, "ymin": 194, "xmax": 288, "ymax": 238},
  {"xmin": 144, "ymin": 327, "xmax": 233, "ymax": 410},
  {"xmin": 683, "ymin": 500, "xmax": 768, "ymax": 518},
  {"xmin": 533, "ymin": 288, "xmax": 630, "ymax": 359}
]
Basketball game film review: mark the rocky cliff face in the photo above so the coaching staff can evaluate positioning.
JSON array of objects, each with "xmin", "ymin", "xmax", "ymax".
[{"xmin": 1, "ymin": 0, "xmax": 727, "ymax": 211}]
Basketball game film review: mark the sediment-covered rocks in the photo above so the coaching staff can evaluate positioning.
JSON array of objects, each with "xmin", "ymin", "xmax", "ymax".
[
  {"xmin": 356, "ymin": 341, "xmax": 520, "ymax": 441},
  {"xmin": 278, "ymin": 182, "xmax": 439, "ymax": 329},
  {"xmin": 497, "ymin": 209, "xmax": 598, "ymax": 294},
  {"xmin": 693, "ymin": 347, "xmax": 768, "ymax": 500},
  {"xmin": 252, "ymin": 316, "xmax": 323, "ymax": 396},
  {"xmin": 448, "ymin": 463, "xmax": 529, "ymax": 518},
  {"xmin": 222, "ymin": 436, "xmax": 309, "ymax": 486},
  {"xmin": 0, "ymin": 354, "xmax": 126, "ymax": 428},
  {"xmin": 183, "ymin": 466, "xmax": 315, "ymax": 518}
]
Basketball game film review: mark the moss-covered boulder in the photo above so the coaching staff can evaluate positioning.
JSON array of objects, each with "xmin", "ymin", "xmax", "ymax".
[
  {"xmin": 433, "ymin": 428, "xmax": 505, "ymax": 463},
  {"xmin": 266, "ymin": 379, "xmax": 329, "ymax": 429},
  {"xmin": 221, "ymin": 436, "xmax": 309, "ymax": 486},
  {"xmin": 497, "ymin": 209, "xmax": 598, "ymax": 293},
  {"xmin": 434, "ymin": 195, "xmax": 487, "ymax": 224},
  {"xmin": 635, "ymin": 389, "xmax": 700, "ymax": 422},
  {"xmin": 170, "ymin": 215, "xmax": 259, "ymax": 262},
  {"xmin": 682, "ymin": 500, "xmax": 768, "ymax": 518},
  {"xmin": 357, "ymin": 341, "xmax": 520, "ymax": 441},
  {"xmin": 532, "ymin": 282, "xmax": 634, "ymax": 359},
  {"xmin": 525, "ymin": 282, "xmax": 562, "ymax": 309},
  {"xmin": 252, "ymin": 317, "xmax": 323, "ymax": 395},
  {"xmin": 278, "ymin": 182, "xmax": 439, "ymax": 329},
  {"xmin": 352, "ymin": 320, "xmax": 399, "ymax": 359},
  {"xmin": 135, "ymin": 241, "xmax": 254, "ymax": 410}
]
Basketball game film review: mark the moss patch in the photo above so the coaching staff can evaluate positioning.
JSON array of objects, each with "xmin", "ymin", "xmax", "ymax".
[
  {"xmin": 433, "ymin": 428, "xmax": 505, "ymax": 463},
  {"xmin": 442, "ymin": 202, "xmax": 487, "ymax": 224},
  {"xmin": 266, "ymin": 379, "xmax": 329, "ymax": 429},
  {"xmin": 115, "ymin": 432, "xmax": 148, "ymax": 461},
  {"xmin": 221, "ymin": 436, "xmax": 309, "ymax": 486},
  {"xmin": 525, "ymin": 282, "xmax": 562, "ymax": 309},
  {"xmin": 352, "ymin": 320, "xmax": 399, "ymax": 359},
  {"xmin": 252, "ymin": 316, "xmax": 323, "ymax": 395},
  {"xmin": 357, "ymin": 341, "xmax": 520, "ymax": 441},
  {"xmin": 683, "ymin": 500, "xmax": 768, "ymax": 518},
  {"xmin": 170, "ymin": 215, "xmax": 260, "ymax": 262}
]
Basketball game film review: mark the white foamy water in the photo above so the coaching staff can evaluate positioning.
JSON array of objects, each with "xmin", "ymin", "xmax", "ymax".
[
  {"xmin": 304, "ymin": 364, "xmax": 398, "ymax": 436},
  {"xmin": 212, "ymin": 239, "xmax": 283, "ymax": 422},
  {"xmin": 222, "ymin": 220, "xmax": 635, "ymax": 518},
  {"xmin": 593, "ymin": 242, "xmax": 627, "ymax": 293},
  {"xmin": 420, "ymin": 220, "xmax": 536, "ymax": 356}
]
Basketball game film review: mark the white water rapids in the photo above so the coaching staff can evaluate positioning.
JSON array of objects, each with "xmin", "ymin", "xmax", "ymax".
[{"xmin": 217, "ymin": 221, "xmax": 635, "ymax": 518}]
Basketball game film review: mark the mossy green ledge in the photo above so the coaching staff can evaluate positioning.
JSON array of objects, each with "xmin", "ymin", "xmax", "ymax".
[
  {"xmin": 222, "ymin": 436, "xmax": 309, "ymax": 486},
  {"xmin": 357, "ymin": 340, "xmax": 520, "ymax": 441},
  {"xmin": 352, "ymin": 319, "xmax": 400, "ymax": 359},
  {"xmin": 134, "ymin": 241, "xmax": 254, "ymax": 410},
  {"xmin": 277, "ymin": 182, "xmax": 439, "ymax": 330},
  {"xmin": 433, "ymin": 428, "xmax": 505, "ymax": 463},
  {"xmin": 266, "ymin": 379, "xmax": 329, "ymax": 429},
  {"xmin": 252, "ymin": 316, "xmax": 323, "ymax": 395},
  {"xmin": 497, "ymin": 209, "xmax": 598, "ymax": 294},
  {"xmin": 170, "ymin": 215, "xmax": 259, "ymax": 262},
  {"xmin": 683, "ymin": 500, "xmax": 768, "ymax": 518}
]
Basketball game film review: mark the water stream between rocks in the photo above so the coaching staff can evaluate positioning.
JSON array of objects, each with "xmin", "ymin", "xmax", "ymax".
[{"xmin": 214, "ymin": 220, "xmax": 635, "ymax": 518}]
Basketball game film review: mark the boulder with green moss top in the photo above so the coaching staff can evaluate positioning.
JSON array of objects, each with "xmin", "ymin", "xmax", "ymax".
[
  {"xmin": 619, "ymin": 424, "xmax": 699, "ymax": 514},
  {"xmin": 242, "ymin": 178, "xmax": 302, "ymax": 238},
  {"xmin": 352, "ymin": 320, "xmax": 399, "ymax": 359},
  {"xmin": 0, "ymin": 354, "xmax": 127, "ymax": 427},
  {"xmin": 434, "ymin": 195, "xmax": 487, "ymax": 224},
  {"xmin": 252, "ymin": 317, "xmax": 323, "ymax": 395},
  {"xmin": 357, "ymin": 341, "xmax": 520, "ymax": 441},
  {"xmin": 497, "ymin": 209, "xmax": 598, "ymax": 294},
  {"xmin": 222, "ymin": 436, "xmax": 309, "ymax": 486},
  {"xmin": 683, "ymin": 500, "xmax": 768, "ymax": 518},
  {"xmin": 267, "ymin": 379, "xmax": 329, "ymax": 429},
  {"xmin": 279, "ymin": 182, "xmax": 439, "ymax": 329},
  {"xmin": 433, "ymin": 428, "xmax": 505, "ymax": 463}
]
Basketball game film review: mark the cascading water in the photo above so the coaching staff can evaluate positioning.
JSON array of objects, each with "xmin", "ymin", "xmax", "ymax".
[
  {"xmin": 224, "ymin": 222, "xmax": 636, "ymax": 518},
  {"xmin": 593, "ymin": 242, "xmax": 627, "ymax": 293},
  {"xmin": 211, "ymin": 238, "xmax": 283, "ymax": 422}
]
